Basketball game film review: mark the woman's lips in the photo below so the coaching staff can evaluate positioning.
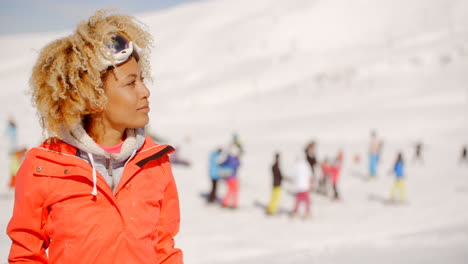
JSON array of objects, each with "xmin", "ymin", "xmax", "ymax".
[{"xmin": 138, "ymin": 105, "xmax": 150, "ymax": 113}]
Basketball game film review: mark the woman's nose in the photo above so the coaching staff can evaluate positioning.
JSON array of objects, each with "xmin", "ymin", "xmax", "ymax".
[{"xmin": 140, "ymin": 82, "xmax": 150, "ymax": 99}]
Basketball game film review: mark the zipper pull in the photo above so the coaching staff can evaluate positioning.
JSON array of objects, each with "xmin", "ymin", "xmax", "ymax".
[{"xmin": 107, "ymin": 158, "xmax": 113, "ymax": 177}]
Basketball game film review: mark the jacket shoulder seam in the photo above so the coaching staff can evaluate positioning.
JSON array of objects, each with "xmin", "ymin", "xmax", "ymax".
[
  {"xmin": 136, "ymin": 145, "xmax": 174, "ymax": 168},
  {"xmin": 34, "ymin": 147, "xmax": 79, "ymax": 159}
]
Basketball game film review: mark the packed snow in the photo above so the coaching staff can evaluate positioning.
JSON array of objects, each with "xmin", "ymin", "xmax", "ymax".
[{"xmin": 0, "ymin": 0, "xmax": 467, "ymax": 263}]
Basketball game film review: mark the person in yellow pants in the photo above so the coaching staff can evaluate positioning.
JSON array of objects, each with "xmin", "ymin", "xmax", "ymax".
[
  {"xmin": 267, "ymin": 153, "xmax": 283, "ymax": 215},
  {"xmin": 390, "ymin": 179, "xmax": 405, "ymax": 201},
  {"xmin": 390, "ymin": 153, "xmax": 405, "ymax": 201}
]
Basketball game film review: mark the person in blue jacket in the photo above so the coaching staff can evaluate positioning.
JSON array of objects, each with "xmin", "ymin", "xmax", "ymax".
[
  {"xmin": 390, "ymin": 152, "xmax": 405, "ymax": 201},
  {"xmin": 219, "ymin": 147, "xmax": 241, "ymax": 208},
  {"xmin": 6, "ymin": 117, "xmax": 17, "ymax": 155},
  {"xmin": 207, "ymin": 148, "xmax": 222, "ymax": 203}
]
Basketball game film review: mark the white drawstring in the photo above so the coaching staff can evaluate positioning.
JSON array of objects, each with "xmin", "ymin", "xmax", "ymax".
[
  {"xmin": 124, "ymin": 149, "xmax": 137, "ymax": 168},
  {"xmin": 87, "ymin": 153, "xmax": 98, "ymax": 196}
]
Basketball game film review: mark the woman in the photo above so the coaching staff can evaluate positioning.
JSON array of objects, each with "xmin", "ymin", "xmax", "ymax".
[{"xmin": 7, "ymin": 10, "xmax": 183, "ymax": 263}]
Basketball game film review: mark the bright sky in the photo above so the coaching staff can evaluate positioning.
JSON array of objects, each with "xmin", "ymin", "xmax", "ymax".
[{"xmin": 0, "ymin": 0, "xmax": 200, "ymax": 35}]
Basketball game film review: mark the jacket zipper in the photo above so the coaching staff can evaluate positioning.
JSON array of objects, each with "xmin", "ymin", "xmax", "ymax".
[{"xmin": 106, "ymin": 158, "xmax": 114, "ymax": 190}]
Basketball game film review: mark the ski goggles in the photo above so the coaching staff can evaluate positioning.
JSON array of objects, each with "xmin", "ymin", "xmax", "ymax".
[{"xmin": 101, "ymin": 34, "xmax": 143, "ymax": 68}]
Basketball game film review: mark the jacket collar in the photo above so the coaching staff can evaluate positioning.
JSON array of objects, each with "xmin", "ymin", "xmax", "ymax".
[
  {"xmin": 33, "ymin": 136, "xmax": 174, "ymax": 197},
  {"xmin": 113, "ymin": 141, "xmax": 174, "ymax": 195},
  {"xmin": 61, "ymin": 125, "xmax": 146, "ymax": 162},
  {"xmin": 35, "ymin": 135, "xmax": 173, "ymax": 168}
]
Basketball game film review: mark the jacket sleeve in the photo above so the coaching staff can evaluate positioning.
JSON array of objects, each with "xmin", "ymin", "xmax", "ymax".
[
  {"xmin": 7, "ymin": 151, "xmax": 50, "ymax": 263},
  {"xmin": 154, "ymin": 157, "xmax": 183, "ymax": 263}
]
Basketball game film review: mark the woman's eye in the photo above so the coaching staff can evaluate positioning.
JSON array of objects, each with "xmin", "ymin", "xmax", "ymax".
[{"xmin": 127, "ymin": 80, "xmax": 136, "ymax": 86}]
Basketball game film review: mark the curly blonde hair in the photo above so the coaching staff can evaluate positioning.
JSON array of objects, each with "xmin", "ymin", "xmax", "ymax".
[{"xmin": 30, "ymin": 9, "xmax": 153, "ymax": 138}]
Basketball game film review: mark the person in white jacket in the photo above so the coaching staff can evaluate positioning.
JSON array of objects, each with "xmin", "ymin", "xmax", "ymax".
[{"xmin": 290, "ymin": 156, "xmax": 313, "ymax": 218}]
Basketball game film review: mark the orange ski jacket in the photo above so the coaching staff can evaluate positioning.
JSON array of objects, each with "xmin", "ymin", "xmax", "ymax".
[{"xmin": 7, "ymin": 136, "xmax": 183, "ymax": 263}]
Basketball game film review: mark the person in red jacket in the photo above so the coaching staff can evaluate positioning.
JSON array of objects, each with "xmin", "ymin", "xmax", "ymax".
[
  {"xmin": 8, "ymin": 147, "xmax": 27, "ymax": 188},
  {"xmin": 329, "ymin": 157, "xmax": 342, "ymax": 200},
  {"xmin": 318, "ymin": 158, "xmax": 331, "ymax": 195},
  {"xmin": 7, "ymin": 10, "xmax": 183, "ymax": 263}
]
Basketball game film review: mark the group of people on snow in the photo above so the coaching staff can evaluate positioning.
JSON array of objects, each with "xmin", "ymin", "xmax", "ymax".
[
  {"xmin": 367, "ymin": 131, "xmax": 406, "ymax": 202},
  {"xmin": 265, "ymin": 141, "xmax": 343, "ymax": 219},
  {"xmin": 207, "ymin": 134, "xmax": 243, "ymax": 209},
  {"xmin": 203, "ymin": 129, "xmax": 468, "ymax": 220}
]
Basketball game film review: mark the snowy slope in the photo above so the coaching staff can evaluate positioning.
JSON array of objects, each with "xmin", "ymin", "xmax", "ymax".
[{"xmin": 1, "ymin": 0, "xmax": 468, "ymax": 263}]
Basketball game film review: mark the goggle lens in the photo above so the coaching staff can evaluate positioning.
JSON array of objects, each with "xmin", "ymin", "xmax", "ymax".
[{"xmin": 108, "ymin": 35, "xmax": 129, "ymax": 54}]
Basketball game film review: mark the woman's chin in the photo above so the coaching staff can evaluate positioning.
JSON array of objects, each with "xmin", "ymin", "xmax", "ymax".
[{"xmin": 132, "ymin": 116, "xmax": 149, "ymax": 128}]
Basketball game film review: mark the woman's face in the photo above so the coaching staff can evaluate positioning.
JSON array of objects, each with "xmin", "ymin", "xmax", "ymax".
[{"xmin": 100, "ymin": 56, "xmax": 150, "ymax": 134}]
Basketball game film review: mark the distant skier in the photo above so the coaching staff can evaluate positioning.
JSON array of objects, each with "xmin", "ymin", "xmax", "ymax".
[
  {"xmin": 231, "ymin": 132, "xmax": 244, "ymax": 156},
  {"xmin": 305, "ymin": 141, "xmax": 318, "ymax": 185},
  {"xmin": 289, "ymin": 156, "xmax": 313, "ymax": 219},
  {"xmin": 390, "ymin": 152, "xmax": 406, "ymax": 202},
  {"xmin": 412, "ymin": 142, "xmax": 424, "ymax": 164},
  {"xmin": 353, "ymin": 153, "xmax": 361, "ymax": 164},
  {"xmin": 6, "ymin": 117, "xmax": 17, "ymax": 154},
  {"xmin": 377, "ymin": 140, "xmax": 384, "ymax": 163},
  {"xmin": 8, "ymin": 148, "xmax": 27, "ymax": 188},
  {"xmin": 6, "ymin": 117, "xmax": 20, "ymax": 189},
  {"xmin": 266, "ymin": 152, "xmax": 283, "ymax": 215},
  {"xmin": 207, "ymin": 148, "xmax": 222, "ymax": 203},
  {"xmin": 461, "ymin": 145, "xmax": 467, "ymax": 164},
  {"xmin": 318, "ymin": 158, "xmax": 331, "ymax": 195},
  {"xmin": 337, "ymin": 149, "xmax": 344, "ymax": 163},
  {"xmin": 219, "ymin": 147, "xmax": 241, "ymax": 208},
  {"xmin": 369, "ymin": 131, "xmax": 380, "ymax": 178},
  {"xmin": 329, "ymin": 155, "xmax": 343, "ymax": 200}
]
